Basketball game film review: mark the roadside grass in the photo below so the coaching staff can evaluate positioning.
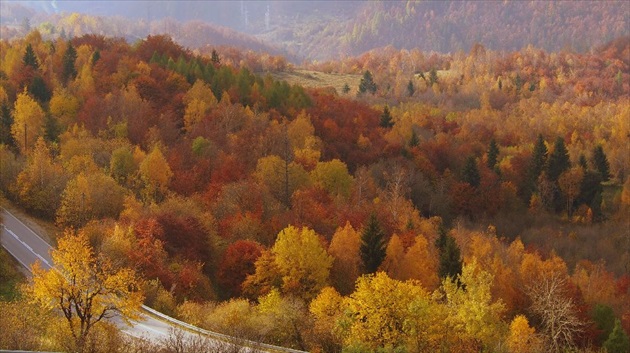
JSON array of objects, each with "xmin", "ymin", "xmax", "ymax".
[{"xmin": 0, "ymin": 194, "xmax": 61, "ymax": 245}]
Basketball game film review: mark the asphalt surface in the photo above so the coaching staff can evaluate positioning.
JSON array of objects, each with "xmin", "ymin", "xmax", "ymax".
[{"xmin": 0, "ymin": 207, "xmax": 283, "ymax": 352}]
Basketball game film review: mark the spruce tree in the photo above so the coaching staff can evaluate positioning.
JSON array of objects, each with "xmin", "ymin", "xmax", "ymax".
[
  {"xmin": 487, "ymin": 138, "xmax": 499, "ymax": 169},
  {"xmin": 23, "ymin": 43, "xmax": 39, "ymax": 69},
  {"xmin": 530, "ymin": 134, "xmax": 548, "ymax": 180},
  {"xmin": 603, "ymin": 319, "xmax": 630, "ymax": 353},
  {"xmin": 61, "ymin": 43, "xmax": 78, "ymax": 84},
  {"xmin": 407, "ymin": 79, "xmax": 415, "ymax": 97},
  {"xmin": 380, "ymin": 105, "xmax": 393, "ymax": 128},
  {"xmin": 435, "ymin": 225, "xmax": 462, "ymax": 281},
  {"xmin": 360, "ymin": 213, "xmax": 386, "ymax": 274},
  {"xmin": 358, "ymin": 70, "xmax": 377, "ymax": 95},
  {"xmin": 28, "ymin": 76, "xmax": 51, "ymax": 102},
  {"xmin": 342, "ymin": 83, "xmax": 350, "ymax": 94},
  {"xmin": 592, "ymin": 145, "xmax": 611, "ymax": 181},
  {"xmin": 462, "ymin": 155, "xmax": 480, "ymax": 188},
  {"xmin": 409, "ymin": 129, "xmax": 419, "ymax": 147},
  {"xmin": 546, "ymin": 136, "xmax": 570, "ymax": 182}
]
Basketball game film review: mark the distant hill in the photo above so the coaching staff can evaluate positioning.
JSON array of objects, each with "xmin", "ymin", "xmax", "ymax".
[
  {"xmin": 264, "ymin": 1, "xmax": 629, "ymax": 60},
  {"xmin": 2, "ymin": 1, "xmax": 628, "ymax": 62}
]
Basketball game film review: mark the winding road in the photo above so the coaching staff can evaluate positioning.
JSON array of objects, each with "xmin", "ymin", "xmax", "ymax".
[{"xmin": 0, "ymin": 207, "xmax": 305, "ymax": 353}]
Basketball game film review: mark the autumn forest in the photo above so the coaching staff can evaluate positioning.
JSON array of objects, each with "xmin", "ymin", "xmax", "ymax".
[{"xmin": 0, "ymin": 4, "xmax": 629, "ymax": 353}]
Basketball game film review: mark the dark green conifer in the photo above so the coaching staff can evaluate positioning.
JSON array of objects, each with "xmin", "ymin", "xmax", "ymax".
[
  {"xmin": 487, "ymin": 138, "xmax": 499, "ymax": 169},
  {"xmin": 546, "ymin": 137, "xmax": 570, "ymax": 182},
  {"xmin": 435, "ymin": 225, "xmax": 462, "ymax": 281},
  {"xmin": 462, "ymin": 155, "xmax": 480, "ymax": 188},
  {"xmin": 380, "ymin": 105, "xmax": 393, "ymax": 128},
  {"xmin": 360, "ymin": 213, "xmax": 386, "ymax": 274},
  {"xmin": 23, "ymin": 43, "xmax": 39, "ymax": 69},
  {"xmin": 358, "ymin": 70, "xmax": 377, "ymax": 94},
  {"xmin": 592, "ymin": 145, "xmax": 611, "ymax": 181},
  {"xmin": 61, "ymin": 43, "xmax": 78, "ymax": 84}
]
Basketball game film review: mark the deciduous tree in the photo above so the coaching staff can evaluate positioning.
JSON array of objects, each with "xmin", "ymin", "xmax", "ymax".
[{"xmin": 30, "ymin": 230, "xmax": 143, "ymax": 353}]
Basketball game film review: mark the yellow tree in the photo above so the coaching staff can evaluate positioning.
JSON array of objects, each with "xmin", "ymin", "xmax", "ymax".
[
  {"xmin": 399, "ymin": 235, "xmax": 440, "ymax": 291},
  {"xmin": 328, "ymin": 222, "xmax": 361, "ymax": 295},
  {"xmin": 56, "ymin": 171, "xmax": 126, "ymax": 228},
  {"xmin": 29, "ymin": 230, "xmax": 143, "ymax": 353},
  {"xmin": 49, "ymin": 88, "xmax": 80, "ymax": 131},
  {"xmin": 271, "ymin": 225, "xmax": 333, "ymax": 300},
  {"xmin": 310, "ymin": 287, "xmax": 346, "ymax": 352},
  {"xmin": 343, "ymin": 272, "xmax": 433, "ymax": 351},
  {"xmin": 311, "ymin": 159, "xmax": 354, "ymax": 199},
  {"xmin": 139, "ymin": 146, "xmax": 173, "ymax": 202},
  {"xmin": 12, "ymin": 89, "xmax": 45, "ymax": 154},
  {"xmin": 507, "ymin": 315, "xmax": 543, "ymax": 353},
  {"xmin": 12, "ymin": 138, "xmax": 68, "ymax": 218},
  {"xmin": 182, "ymin": 79, "xmax": 217, "ymax": 132},
  {"xmin": 381, "ymin": 234, "xmax": 405, "ymax": 278},
  {"xmin": 558, "ymin": 167, "xmax": 584, "ymax": 219},
  {"xmin": 442, "ymin": 260, "xmax": 506, "ymax": 349}
]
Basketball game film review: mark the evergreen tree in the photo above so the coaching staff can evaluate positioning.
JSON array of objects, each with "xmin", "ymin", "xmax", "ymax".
[
  {"xmin": 603, "ymin": 319, "xmax": 630, "ymax": 353},
  {"xmin": 578, "ymin": 154, "xmax": 588, "ymax": 170},
  {"xmin": 409, "ymin": 129, "xmax": 419, "ymax": 148},
  {"xmin": 407, "ymin": 79, "xmax": 415, "ymax": 97},
  {"xmin": 28, "ymin": 76, "xmax": 51, "ymax": 102},
  {"xmin": 546, "ymin": 136, "xmax": 570, "ymax": 182},
  {"xmin": 91, "ymin": 49, "xmax": 101, "ymax": 65},
  {"xmin": 0, "ymin": 102, "xmax": 16, "ymax": 148},
  {"xmin": 358, "ymin": 70, "xmax": 377, "ymax": 95},
  {"xmin": 592, "ymin": 145, "xmax": 611, "ymax": 181},
  {"xmin": 435, "ymin": 225, "xmax": 462, "ymax": 281},
  {"xmin": 360, "ymin": 213, "xmax": 386, "ymax": 274},
  {"xmin": 487, "ymin": 138, "xmax": 499, "ymax": 169},
  {"xmin": 61, "ymin": 43, "xmax": 78, "ymax": 84},
  {"xmin": 211, "ymin": 49, "xmax": 221, "ymax": 65},
  {"xmin": 531, "ymin": 134, "xmax": 548, "ymax": 180},
  {"xmin": 342, "ymin": 83, "xmax": 350, "ymax": 94},
  {"xmin": 462, "ymin": 155, "xmax": 480, "ymax": 188},
  {"xmin": 577, "ymin": 170, "xmax": 603, "ymax": 221},
  {"xmin": 380, "ymin": 105, "xmax": 393, "ymax": 128},
  {"xmin": 23, "ymin": 43, "xmax": 39, "ymax": 69}
]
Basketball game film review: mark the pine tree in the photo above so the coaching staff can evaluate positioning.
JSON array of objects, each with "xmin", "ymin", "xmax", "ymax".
[
  {"xmin": 358, "ymin": 70, "xmax": 377, "ymax": 95},
  {"xmin": 380, "ymin": 105, "xmax": 393, "ymax": 128},
  {"xmin": 91, "ymin": 49, "xmax": 101, "ymax": 65},
  {"xmin": 428, "ymin": 68, "xmax": 438, "ymax": 85},
  {"xmin": 462, "ymin": 155, "xmax": 480, "ymax": 188},
  {"xmin": 435, "ymin": 225, "xmax": 462, "ymax": 281},
  {"xmin": 578, "ymin": 154, "xmax": 588, "ymax": 170},
  {"xmin": 547, "ymin": 137, "xmax": 571, "ymax": 182},
  {"xmin": 342, "ymin": 83, "xmax": 350, "ymax": 94},
  {"xmin": 407, "ymin": 79, "xmax": 415, "ymax": 97},
  {"xmin": 360, "ymin": 213, "xmax": 386, "ymax": 274},
  {"xmin": 592, "ymin": 145, "xmax": 611, "ymax": 181},
  {"xmin": 603, "ymin": 319, "xmax": 630, "ymax": 353},
  {"xmin": 28, "ymin": 76, "xmax": 51, "ymax": 102},
  {"xmin": 23, "ymin": 43, "xmax": 39, "ymax": 69},
  {"xmin": 409, "ymin": 129, "xmax": 419, "ymax": 147},
  {"xmin": 61, "ymin": 43, "xmax": 78, "ymax": 84},
  {"xmin": 211, "ymin": 49, "xmax": 221, "ymax": 65},
  {"xmin": 531, "ymin": 134, "xmax": 548, "ymax": 180},
  {"xmin": 487, "ymin": 138, "xmax": 499, "ymax": 169}
]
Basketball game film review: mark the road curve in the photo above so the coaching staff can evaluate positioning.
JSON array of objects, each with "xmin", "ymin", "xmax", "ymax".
[{"xmin": 0, "ymin": 207, "xmax": 306, "ymax": 353}]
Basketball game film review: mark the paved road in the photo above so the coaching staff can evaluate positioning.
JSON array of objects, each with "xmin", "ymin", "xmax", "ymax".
[{"xmin": 0, "ymin": 207, "xmax": 304, "ymax": 353}]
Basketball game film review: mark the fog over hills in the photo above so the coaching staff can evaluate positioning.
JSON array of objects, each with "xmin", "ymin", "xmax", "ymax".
[{"xmin": 2, "ymin": 1, "xmax": 628, "ymax": 61}]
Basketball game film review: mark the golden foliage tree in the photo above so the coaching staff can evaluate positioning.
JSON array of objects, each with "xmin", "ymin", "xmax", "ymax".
[
  {"xmin": 272, "ymin": 225, "xmax": 333, "ymax": 300},
  {"xmin": 12, "ymin": 89, "xmax": 45, "ymax": 154},
  {"xmin": 507, "ymin": 315, "xmax": 542, "ymax": 353},
  {"xmin": 29, "ymin": 230, "xmax": 144, "ymax": 353},
  {"xmin": 328, "ymin": 222, "xmax": 362, "ymax": 295},
  {"xmin": 139, "ymin": 146, "xmax": 173, "ymax": 202}
]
